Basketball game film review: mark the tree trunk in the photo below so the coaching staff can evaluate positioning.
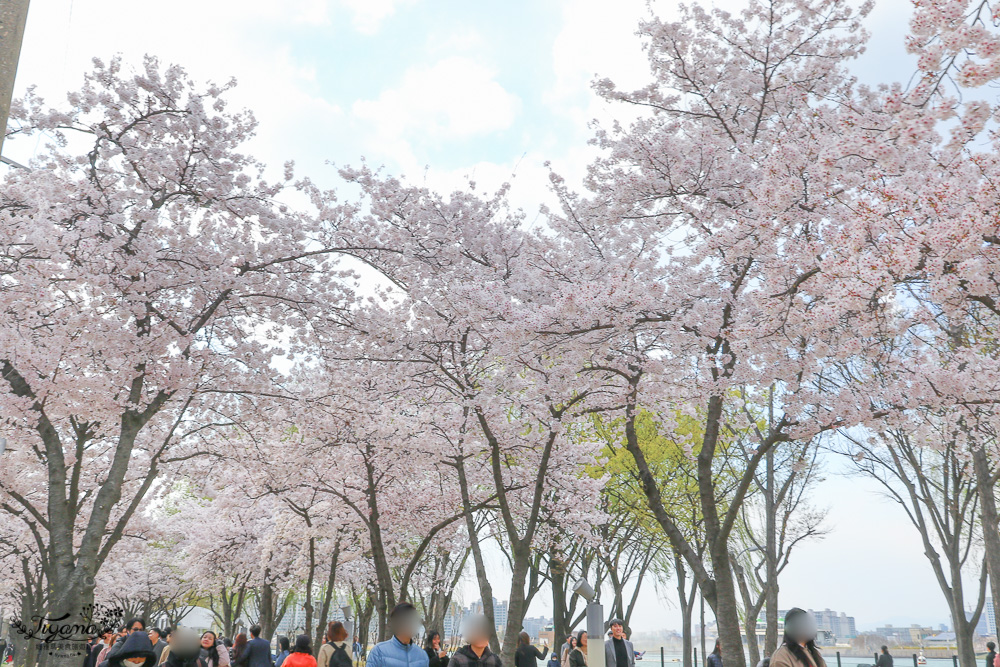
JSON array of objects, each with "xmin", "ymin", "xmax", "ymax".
[
  {"xmin": 304, "ymin": 537, "xmax": 316, "ymax": 652},
  {"xmin": 500, "ymin": 546, "xmax": 533, "ymax": 667},
  {"xmin": 972, "ymin": 446, "xmax": 1000, "ymax": 617},
  {"xmin": 552, "ymin": 558, "xmax": 570, "ymax": 651},
  {"xmin": 314, "ymin": 545, "xmax": 341, "ymax": 657},
  {"xmin": 259, "ymin": 584, "xmax": 275, "ymax": 640},
  {"xmin": 675, "ymin": 555, "xmax": 694, "ymax": 667},
  {"xmin": 455, "ymin": 458, "xmax": 501, "ymax": 653}
]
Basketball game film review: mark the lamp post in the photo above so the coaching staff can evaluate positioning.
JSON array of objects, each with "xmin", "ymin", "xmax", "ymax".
[
  {"xmin": 341, "ymin": 605, "xmax": 354, "ymax": 642},
  {"xmin": 572, "ymin": 578, "xmax": 604, "ymax": 667}
]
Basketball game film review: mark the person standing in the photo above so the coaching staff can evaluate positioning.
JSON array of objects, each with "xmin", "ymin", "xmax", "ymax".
[
  {"xmin": 569, "ymin": 632, "xmax": 588, "ymax": 667},
  {"xmin": 706, "ymin": 641, "xmax": 722, "ymax": 667},
  {"xmin": 424, "ymin": 631, "xmax": 449, "ymax": 667},
  {"xmin": 149, "ymin": 629, "xmax": 168, "ymax": 664},
  {"xmin": 604, "ymin": 620, "xmax": 634, "ymax": 667},
  {"xmin": 199, "ymin": 632, "xmax": 230, "ymax": 667},
  {"xmin": 986, "ymin": 642, "xmax": 996, "ymax": 667},
  {"xmin": 561, "ymin": 637, "xmax": 577, "ymax": 667},
  {"xmin": 107, "ymin": 629, "xmax": 158, "ymax": 667},
  {"xmin": 159, "ymin": 629, "xmax": 176, "ymax": 666},
  {"xmin": 449, "ymin": 616, "xmax": 501, "ymax": 667},
  {"xmin": 101, "ymin": 619, "xmax": 148, "ymax": 667},
  {"xmin": 366, "ymin": 604, "xmax": 428, "ymax": 667},
  {"xmin": 164, "ymin": 628, "xmax": 208, "ymax": 667},
  {"xmin": 234, "ymin": 626, "xmax": 272, "ymax": 667},
  {"xmin": 516, "ymin": 632, "xmax": 549, "ymax": 667},
  {"xmin": 318, "ymin": 622, "xmax": 352, "ymax": 667},
  {"xmin": 768, "ymin": 609, "xmax": 826, "ymax": 667},
  {"xmin": 876, "ymin": 646, "xmax": 892, "ymax": 667},
  {"xmin": 274, "ymin": 638, "xmax": 290, "ymax": 667},
  {"xmin": 231, "ymin": 635, "xmax": 248, "ymax": 666},
  {"xmin": 282, "ymin": 636, "xmax": 317, "ymax": 667}
]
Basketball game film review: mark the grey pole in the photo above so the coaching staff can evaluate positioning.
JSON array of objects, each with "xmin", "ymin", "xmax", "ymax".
[
  {"xmin": 0, "ymin": 0, "xmax": 30, "ymax": 157},
  {"xmin": 586, "ymin": 602, "xmax": 603, "ymax": 667}
]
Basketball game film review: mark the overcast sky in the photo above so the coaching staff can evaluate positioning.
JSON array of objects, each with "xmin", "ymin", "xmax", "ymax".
[{"xmin": 7, "ymin": 0, "xmax": 975, "ymax": 634}]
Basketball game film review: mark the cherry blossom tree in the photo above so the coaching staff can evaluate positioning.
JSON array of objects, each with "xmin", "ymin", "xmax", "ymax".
[
  {"xmin": 0, "ymin": 55, "xmax": 385, "ymax": 663},
  {"xmin": 533, "ymin": 1, "xmax": 902, "ymax": 663}
]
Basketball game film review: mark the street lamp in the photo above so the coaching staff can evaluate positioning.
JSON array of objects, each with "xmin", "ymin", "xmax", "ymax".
[
  {"xmin": 572, "ymin": 578, "xmax": 604, "ymax": 667},
  {"xmin": 341, "ymin": 605, "xmax": 354, "ymax": 641}
]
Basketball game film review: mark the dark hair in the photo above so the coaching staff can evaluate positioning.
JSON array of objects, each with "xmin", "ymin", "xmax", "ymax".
[
  {"xmin": 575, "ymin": 631, "xmax": 587, "ymax": 646},
  {"xmin": 163, "ymin": 628, "xmax": 173, "ymax": 638},
  {"xmin": 149, "ymin": 628, "xmax": 163, "ymax": 639},
  {"xmin": 294, "ymin": 635, "xmax": 312, "ymax": 654},
  {"xmin": 390, "ymin": 603, "xmax": 417, "ymax": 618},
  {"xmin": 250, "ymin": 625, "xmax": 262, "ymax": 638},
  {"xmin": 712, "ymin": 640, "xmax": 721, "ymax": 656},
  {"xmin": 519, "ymin": 632, "xmax": 531, "ymax": 647},
  {"xmin": 881, "ymin": 647, "xmax": 888, "ymax": 653},
  {"xmin": 989, "ymin": 642, "xmax": 996, "ymax": 651},
  {"xmin": 201, "ymin": 631, "xmax": 220, "ymax": 666},
  {"xmin": 782, "ymin": 609, "xmax": 823, "ymax": 667},
  {"xmin": 278, "ymin": 636, "xmax": 290, "ymax": 652},
  {"xmin": 424, "ymin": 631, "xmax": 441, "ymax": 650},
  {"xmin": 127, "ymin": 619, "xmax": 146, "ymax": 631}
]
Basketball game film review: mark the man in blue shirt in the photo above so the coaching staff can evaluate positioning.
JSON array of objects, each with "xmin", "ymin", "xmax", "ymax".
[{"xmin": 367, "ymin": 604, "xmax": 428, "ymax": 667}]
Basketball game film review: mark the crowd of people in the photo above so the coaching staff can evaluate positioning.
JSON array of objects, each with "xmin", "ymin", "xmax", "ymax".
[
  {"xmin": 77, "ymin": 620, "xmax": 353, "ymax": 667},
  {"xmin": 66, "ymin": 605, "xmax": 827, "ymax": 667}
]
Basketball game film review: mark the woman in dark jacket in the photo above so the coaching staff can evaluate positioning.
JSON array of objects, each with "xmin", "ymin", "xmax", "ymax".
[
  {"xmin": 706, "ymin": 640, "xmax": 722, "ymax": 667},
  {"xmin": 109, "ymin": 630, "xmax": 158, "ymax": 667},
  {"xmin": 424, "ymin": 631, "xmax": 449, "ymax": 667},
  {"xmin": 515, "ymin": 633, "xmax": 548, "ymax": 667},
  {"xmin": 569, "ymin": 632, "xmax": 588, "ymax": 667}
]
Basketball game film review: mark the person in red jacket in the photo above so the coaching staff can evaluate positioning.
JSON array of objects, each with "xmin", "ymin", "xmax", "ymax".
[{"xmin": 283, "ymin": 636, "xmax": 317, "ymax": 667}]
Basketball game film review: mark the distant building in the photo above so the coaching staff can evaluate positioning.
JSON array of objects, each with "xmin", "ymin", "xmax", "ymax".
[
  {"xmin": 463, "ymin": 598, "xmax": 509, "ymax": 637},
  {"xmin": 777, "ymin": 609, "xmax": 857, "ymax": 642},
  {"xmin": 966, "ymin": 609, "xmax": 988, "ymax": 637},
  {"xmin": 874, "ymin": 625, "xmax": 934, "ymax": 644},
  {"xmin": 522, "ymin": 616, "xmax": 552, "ymax": 642},
  {"xmin": 987, "ymin": 597, "xmax": 998, "ymax": 636}
]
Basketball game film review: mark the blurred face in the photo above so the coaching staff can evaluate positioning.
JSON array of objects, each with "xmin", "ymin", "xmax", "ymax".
[
  {"xmin": 611, "ymin": 625, "xmax": 624, "ymax": 640},
  {"xmin": 465, "ymin": 616, "xmax": 490, "ymax": 651},
  {"xmin": 578, "ymin": 633, "xmax": 587, "ymax": 648},
  {"xmin": 432, "ymin": 637, "xmax": 441, "ymax": 650},
  {"xmin": 124, "ymin": 658, "xmax": 146, "ymax": 665},
  {"xmin": 569, "ymin": 638, "xmax": 576, "ymax": 648},
  {"xmin": 388, "ymin": 610, "xmax": 420, "ymax": 643},
  {"xmin": 202, "ymin": 633, "xmax": 216, "ymax": 649},
  {"xmin": 129, "ymin": 623, "xmax": 144, "ymax": 634},
  {"xmin": 785, "ymin": 614, "xmax": 817, "ymax": 645},
  {"xmin": 149, "ymin": 631, "xmax": 161, "ymax": 643}
]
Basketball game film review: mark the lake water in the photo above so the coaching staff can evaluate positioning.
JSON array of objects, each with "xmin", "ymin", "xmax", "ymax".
[{"xmin": 635, "ymin": 655, "xmax": 975, "ymax": 667}]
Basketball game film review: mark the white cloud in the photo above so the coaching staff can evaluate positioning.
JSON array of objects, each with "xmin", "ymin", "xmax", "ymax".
[
  {"xmin": 339, "ymin": 0, "xmax": 415, "ymax": 34},
  {"xmin": 351, "ymin": 56, "xmax": 521, "ymax": 169}
]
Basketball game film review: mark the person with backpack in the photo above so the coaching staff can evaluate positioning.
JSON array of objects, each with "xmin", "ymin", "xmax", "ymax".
[{"xmin": 318, "ymin": 623, "xmax": 352, "ymax": 667}]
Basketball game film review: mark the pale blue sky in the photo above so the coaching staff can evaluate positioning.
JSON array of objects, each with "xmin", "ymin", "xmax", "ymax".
[{"xmin": 8, "ymin": 0, "xmax": 963, "ymax": 634}]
